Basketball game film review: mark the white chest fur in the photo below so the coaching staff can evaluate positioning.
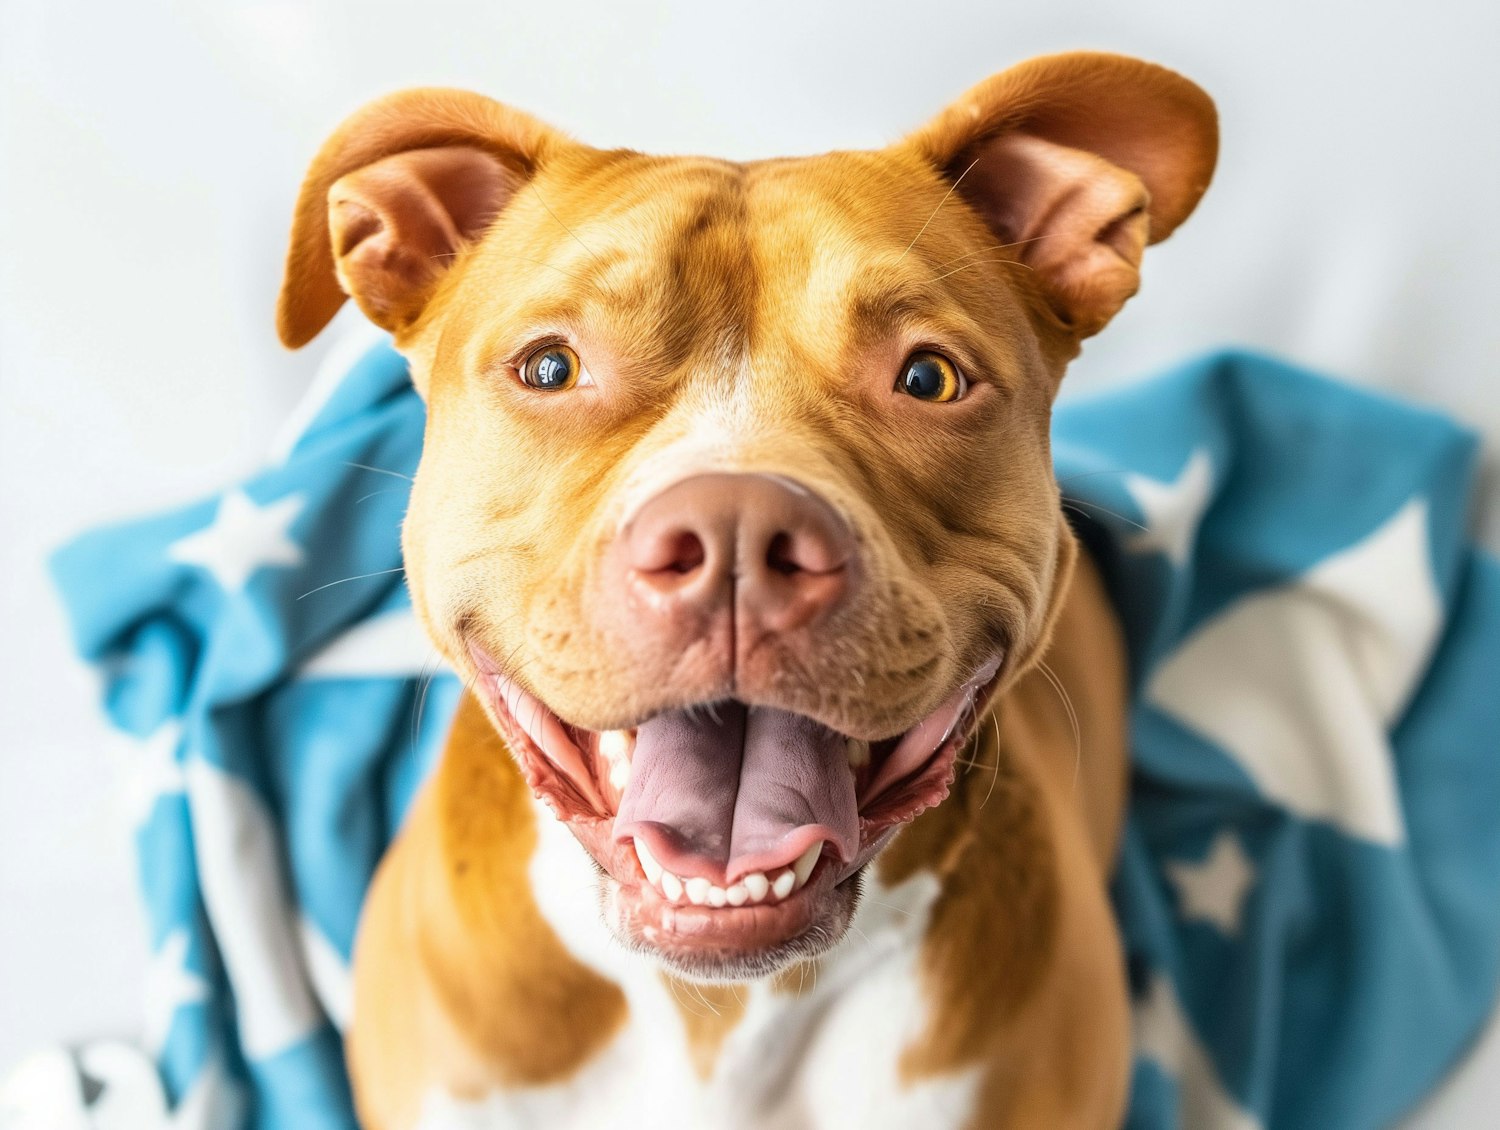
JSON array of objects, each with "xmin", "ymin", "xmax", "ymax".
[{"xmin": 412, "ymin": 802, "xmax": 981, "ymax": 1130}]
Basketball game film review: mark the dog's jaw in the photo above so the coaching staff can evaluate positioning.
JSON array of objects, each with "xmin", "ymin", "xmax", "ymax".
[{"xmin": 468, "ymin": 643, "xmax": 1004, "ymax": 979}]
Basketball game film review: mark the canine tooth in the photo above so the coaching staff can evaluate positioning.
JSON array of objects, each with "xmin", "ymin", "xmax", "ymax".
[
  {"xmin": 660, "ymin": 872, "xmax": 684, "ymax": 902},
  {"xmin": 743, "ymin": 872, "xmax": 770, "ymax": 902},
  {"xmin": 685, "ymin": 877, "xmax": 710, "ymax": 906},
  {"xmin": 771, "ymin": 870, "xmax": 796, "ymax": 900},
  {"xmin": 846, "ymin": 737, "xmax": 870, "ymax": 769},
  {"xmin": 725, "ymin": 883, "xmax": 749, "ymax": 907},
  {"xmin": 609, "ymin": 760, "xmax": 631, "ymax": 790},
  {"xmin": 707, "ymin": 885, "xmax": 728, "ymax": 908},
  {"xmin": 598, "ymin": 729, "xmax": 634, "ymax": 763},
  {"xmin": 791, "ymin": 843, "xmax": 822, "ymax": 890},
  {"xmin": 634, "ymin": 838, "xmax": 663, "ymax": 886}
]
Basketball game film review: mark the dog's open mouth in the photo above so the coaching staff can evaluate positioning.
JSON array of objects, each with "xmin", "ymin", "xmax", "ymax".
[{"xmin": 469, "ymin": 647, "xmax": 1002, "ymax": 965}]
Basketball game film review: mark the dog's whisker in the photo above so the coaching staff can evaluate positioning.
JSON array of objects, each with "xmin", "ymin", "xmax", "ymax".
[
  {"xmin": 505, "ymin": 253, "xmax": 592, "ymax": 285},
  {"xmin": 860, "ymin": 898, "xmax": 914, "ymax": 920},
  {"xmin": 296, "ymin": 566, "xmax": 405, "ymax": 600},
  {"xmin": 978, "ymin": 714, "xmax": 1002, "ymax": 811},
  {"xmin": 1063, "ymin": 497, "xmax": 1148, "ymax": 533},
  {"xmin": 845, "ymin": 921, "xmax": 874, "ymax": 953},
  {"xmin": 1037, "ymin": 659, "xmax": 1083, "ymax": 795},
  {"xmin": 344, "ymin": 461, "xmax": 415, "ymax": 483},
  {"xmin": 529, "ymin": 181, "xmax": 596, "ymax": 259},
  {"xmin": 689, "ymin": 982, "xmax": 722, "ymax": 1017},
  {"xmin": 1055, "ymin": 468, "xmax": 1127, "ymax": 488},
  {"xmin": 928, "ymin": 241, "xmax": 1018, "ymax": 270},
  {"xmin": 664, "ymin": 977, "xmax": 711, "ymax": 1019},
  {"xmin": 929, "ymin": 257, "xmax": 1034, "ymax": 284},
  {"xmin": 927, "ymin": 236, "xmax": 1046, "ymax": 272},
  {"xmin": 410, "ymin": 648, "xmax": 444, "ymax": 755},
  {"xmin": 899, "ymin": 156, "xmax": 981, "ymax": 260},
  {"xmin": 355, "ymin": 487, "xmax": 405, "ymax": 507}
]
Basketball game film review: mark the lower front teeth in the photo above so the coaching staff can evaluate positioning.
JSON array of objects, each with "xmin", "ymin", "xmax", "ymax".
[{"xmin": 632, "ymin": 838, "xmax": 824, "ymax": 907}]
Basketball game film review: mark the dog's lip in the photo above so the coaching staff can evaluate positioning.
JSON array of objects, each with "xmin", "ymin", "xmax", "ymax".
[
  {"xmin": 468, "ymin": 643, "xmax": 1005, "ymax": 883},
  {"xmin": 608, "ymin": 852, "xmax": 846, "ymax": 962},
  {"xmin": 859, "ymin": 653, "xmax": 1002, "ymax": 809},
  {"xmin": 469, "ymin": 645, "xmax": 1005, "ymax": 964},
  {"xmin": 490, "ymin": 671, "xmax": 613, "ymax": 815}
]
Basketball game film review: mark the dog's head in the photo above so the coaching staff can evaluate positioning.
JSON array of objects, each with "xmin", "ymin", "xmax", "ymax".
[{"xmin": 278, "ymin": 52, "xmax": 1215, "ymax": 979}]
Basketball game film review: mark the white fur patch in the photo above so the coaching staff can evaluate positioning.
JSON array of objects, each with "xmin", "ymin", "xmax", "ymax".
[{"xmin": 415, "ymin": 821, "xmax": 981, "ymax": 1130}]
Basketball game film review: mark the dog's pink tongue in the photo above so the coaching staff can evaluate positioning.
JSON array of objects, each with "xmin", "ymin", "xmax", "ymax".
[{"xmin": 614, "ymin": 703, "xmax": 858, "ymax": 882}]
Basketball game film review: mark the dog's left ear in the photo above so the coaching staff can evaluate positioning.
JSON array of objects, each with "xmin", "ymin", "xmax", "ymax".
[{"xmin": 904, "ymin": 51, "xmax": 1218, "ymax": 339}]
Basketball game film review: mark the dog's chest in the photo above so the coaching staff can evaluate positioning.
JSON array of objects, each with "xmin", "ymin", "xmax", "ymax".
[{"xmin": 411, "ymin": 803, "xmax": 982, "ymax": 1130}]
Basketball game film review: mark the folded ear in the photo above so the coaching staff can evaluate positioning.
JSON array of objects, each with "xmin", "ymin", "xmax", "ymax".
[
  {"xmin": 277, "ymin": 88, "xmax": 566, "ymax": 348},
  {"xmin": 904, "ymin": 52, "xmax": 1218, "ymax": 338}
]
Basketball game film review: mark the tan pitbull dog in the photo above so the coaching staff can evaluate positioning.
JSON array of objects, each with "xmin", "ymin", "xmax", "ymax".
[{"xmin": 276, "ymin": 51, "xmax": 1216, "ymax": 1130}]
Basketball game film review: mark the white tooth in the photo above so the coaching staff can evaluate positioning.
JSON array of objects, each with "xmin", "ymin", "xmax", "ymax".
[
  {"xmin": 660, "ymin": 872, "xmax": 683, "ymax": 902},
  {"xmin": 707, "ymin": 885, "xmax": 728, "ymax": 908},
  {"xmin": 725, "ymin": 883, "xmax": 749, "ymax": 906},
  {"xmin": 598, "ymin": 729, "xmax": 635, "ymax": 763},
  {"xmin": 634, "ymin": 838, "xmax": 663, "ymax": 886},
  {"xmin": 685, "ymin": 877, "xmax": 710, "ymax": 905},
  {"xmin": 743, "ymin": 872, "xmax": 770, "ymax": 902},
  {"xmin": 771, "ymin": 870, "xmax": 796, "ymax": 900},
  {"xmin": 846, "ymin": 737, "xmax": 870, "ymax": 768},
  {"xmin": 791, "ymin": 843, "xmax": 822, "ymax": 890},
  {"xmin": 609, "ymin": 760, "xmax": 631, "ymax": 790}
]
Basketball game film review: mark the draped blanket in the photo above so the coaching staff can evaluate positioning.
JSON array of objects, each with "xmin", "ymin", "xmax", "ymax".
[{"xmin": 43, "ymin": 342, "xmax": 1500, "ymax": 1129}]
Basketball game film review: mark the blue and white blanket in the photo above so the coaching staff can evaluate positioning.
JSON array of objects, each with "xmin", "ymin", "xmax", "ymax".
[{"xmin": 38, "ymin": 342, "xmax": 1500, "ymax": 1130}]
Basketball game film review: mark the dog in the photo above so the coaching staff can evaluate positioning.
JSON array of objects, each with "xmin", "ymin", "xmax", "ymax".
[{"xmin": 274, "ymin": 50, "xmax": 1217, "ymax": 1129}]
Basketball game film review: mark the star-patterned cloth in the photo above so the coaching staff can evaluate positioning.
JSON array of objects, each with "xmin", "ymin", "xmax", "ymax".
[{"xmin": 38, "ymin": 342, "xmax": 1500, "ymax": 1130}]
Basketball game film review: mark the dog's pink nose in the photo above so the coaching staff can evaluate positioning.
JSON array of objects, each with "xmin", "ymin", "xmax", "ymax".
[{"xmin": 625, "ymin": 473, "xmax": 854, "ymax": 636}]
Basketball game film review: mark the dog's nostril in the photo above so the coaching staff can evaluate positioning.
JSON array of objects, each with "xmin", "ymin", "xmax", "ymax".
[
  {"xmin": 765, "ymin": 532, "xmax": 802, "ymax": 576},
  {"xmin": 631, "ymin": 528, "xmax": 708, "ymax": 578},
  {"xmin": 661, "ymin": 530, "xmax": 706, "ymax": 575}
]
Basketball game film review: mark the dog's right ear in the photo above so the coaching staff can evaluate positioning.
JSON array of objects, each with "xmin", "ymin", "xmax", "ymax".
[{"xmin": 276, "ymin": 88, "xmax": 566, "ymax": 349}]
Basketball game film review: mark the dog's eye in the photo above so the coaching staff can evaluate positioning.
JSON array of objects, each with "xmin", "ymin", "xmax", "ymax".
[
  {"xmin": 520, "ymin": 344, "xmax": 585, "ymax": 391},
  {"xmin": 897, "ymin": 351, "xmax": 966, "ymax": 403}
]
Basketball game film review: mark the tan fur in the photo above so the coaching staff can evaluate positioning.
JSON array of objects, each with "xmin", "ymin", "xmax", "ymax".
[
  {"xmin": 348, "ymin": 697, "xmax": 628, "ymax": 1130},
  {"xmin": 278, "ymin": 50, "xmax": 1216, "ymax": 1129},
  {"xmin": 885, "ymin": 548, "xmax": 1131, "ymax": 1127},
  {"xmin": 662, "ymin": 978, "xmax": 751, "ymax": 1081}
]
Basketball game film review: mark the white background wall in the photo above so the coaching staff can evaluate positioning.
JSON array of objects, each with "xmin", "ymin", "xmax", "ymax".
[{"xmin": 2, "ymin": 0, "xmax": 1497, "ymax": 1122}]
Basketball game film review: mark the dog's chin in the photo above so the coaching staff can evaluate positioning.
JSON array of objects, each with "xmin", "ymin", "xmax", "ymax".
[
  {"xmin": 601, "ymin": 849, "xmax": 866, "ymax": 982},
  {"xmin": 467, "ymin": 645, "xmax": 1004, "ymax": 976}
]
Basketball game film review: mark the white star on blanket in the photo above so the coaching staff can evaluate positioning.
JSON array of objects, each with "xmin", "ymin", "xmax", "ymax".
[
  {"xmin": 1147, "ymin": 498, "xmax": 1438, "ymax": 845},
  {"xmin": 1123, "ymin": 448, "xmax": 1215, "ymax": 566},
  {"xmin": 167, "ymin": 489, "xmax": 304, "ymax": 592},
  {"xmin": 112, "ymin": 721, "xmax": 184, "ymax": 831},
  {"xmin": 143, "ymin": 930, "xmax": 210, "ymax": 1056},
  {"xmin": 1166, "ymin": 831, "xmax": 1258, "ymax": 936}
]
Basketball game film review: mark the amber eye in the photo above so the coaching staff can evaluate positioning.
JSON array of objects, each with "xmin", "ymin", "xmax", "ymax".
[
  {"xmin": 520, "ymin": 344, "xmax": 584, "ymax": 391},
  {"xmin": 897, "ymin": 351, "xmax": 966, "ymax": 403}
]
